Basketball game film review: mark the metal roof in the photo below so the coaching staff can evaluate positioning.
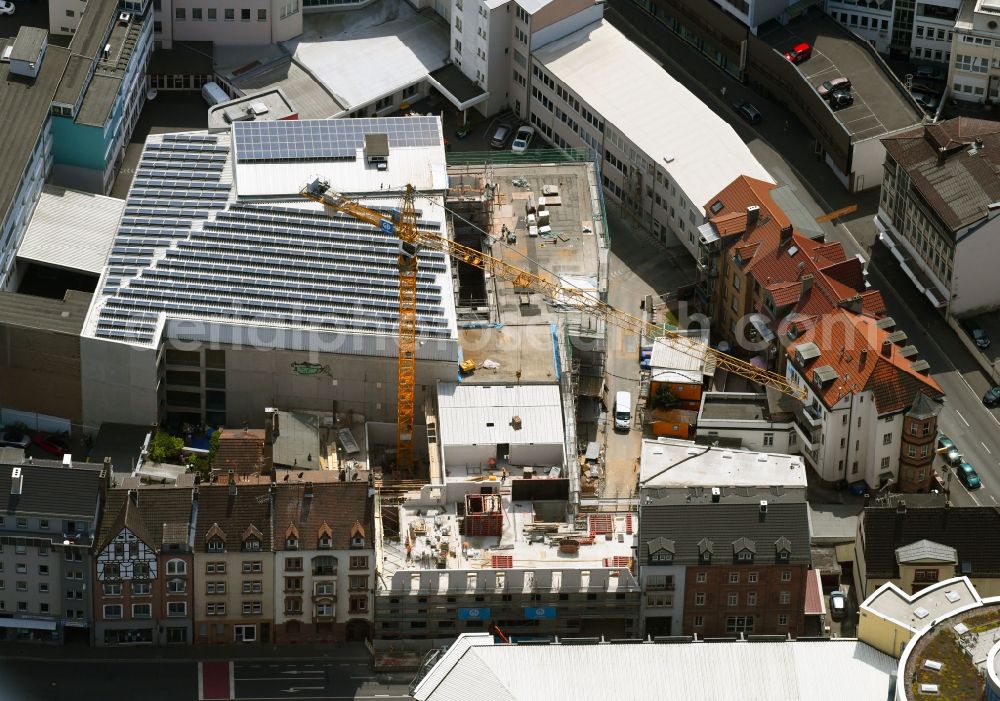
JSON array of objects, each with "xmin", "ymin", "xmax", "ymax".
[
  {"xmin": 640, "ymin": 438, "xmax": 806, "ymax": 488},
  {"xmin": 532, "ymin": 21, "xmax": 773, "ymax": 215},
  {"xmin": 413, "ymin": 635, "xmax": 896, "ymax": 701},
  {"xmin": 17, "ymin": 185, "xmax": 123, "ymax": 274},
  {"xmin": 436, "ymin": 383, "xmax": 564, "ymax": 446},
  {"xmin": 0, "ymin": 462, "xmax": 103, "ymax": 520},
  {"xmin": 84, "ymin": 128, "xmax": 458, "ymax": 354}
]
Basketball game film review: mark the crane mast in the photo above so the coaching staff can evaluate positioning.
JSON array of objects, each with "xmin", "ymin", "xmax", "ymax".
[{"xmin": 300, "ymin": 178, "xmax": 806, "ymax": 466}]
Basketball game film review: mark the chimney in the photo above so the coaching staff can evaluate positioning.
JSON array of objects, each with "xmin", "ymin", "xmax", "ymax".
[
  {"xmin": 103, "ymin": 456, "xmax": 113, "ymax": 491},
  {"xmin": 780, "ymin": 225, "xmax": 793, "ymax": 247},
  {"xmin": 975, "ymin": 137, "xmax": 984, "ymax": 150},
  {"xmin": 128, "ymin": 489, "xmax": 139, "ymax": 507},
  {"xmin": 62, "ymin": 454, "xmax": 72, "ymax": 468},
  {"xmin": 759, "ymin": 500, "xmax": 768, "ymax": 515},
  {"xmin": 937, "ymin": 147, "xmax": 947, "ymax": 166},
  {"xmin": 304, "ymin": 482, "xmax": 314, "ymax": 499},
  {"xmin": 896, "ymin": 499, "xmax": 907, "ymax": 515},
  {"xmin": 859, "ymin": 348, "xmax": 868, "ymax": 369},
  {"xmin": 801, "ymin": 273, "xmax": 814, "ymax": 294},
  {"xmin": 746, "ymin": 205, "xmax": 760, "ymax": 228},
  {"xmin": 511, "ymin": 415, "xmax": 522, "ymax": 430},
  {"xmin": 10, "ymin": 467, "xmax": 23, "ymax": 496},
  {"xmin": 711, "ymin": 487, "xmax": 721, "ymax": 503},
  {"xmin": 228, "ymin": 471, "xmax": 237, "ymax": 496},
  {"xmin": 881, "ymin": 340, "xmax": 893, "ymax": 358}
]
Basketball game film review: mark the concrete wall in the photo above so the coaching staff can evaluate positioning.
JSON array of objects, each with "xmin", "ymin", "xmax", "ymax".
[
  {"xmin": 81, "ymin": 337, "xmax": 159, "ymax": 430},
  {"xmin": 953, "ymin": 215, "xmax": 1000, "ymax": 315},
  {"xmin": 443, "ymin": 442, "xmax": 563, "ymax": 469},
  {"xmin": 858, "ymin": 605, "xmax": 913, "ymax": 658},
  {"xmin": 0, "ymin": 324, "xmax": 83, "ymax": 430},
  {"xmin": 49, "ymin": 0, "xmax": 89, "ymax": 35}
]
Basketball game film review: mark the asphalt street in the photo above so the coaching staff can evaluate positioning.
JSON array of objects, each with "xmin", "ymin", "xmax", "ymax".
[
  {"xmin": 606, "ymin": 7, "xmax": 1000, "ymax": 504},
  {"xmin": 0, "ymin": 655, "xmax": 411, "ymax": 701}
]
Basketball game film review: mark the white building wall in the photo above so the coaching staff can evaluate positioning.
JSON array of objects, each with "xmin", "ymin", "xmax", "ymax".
[
  {"xmin": 912, "ymin": 15, "xmax": 954, "ymax": 65},
  {"xmin": 697, "ymin": 423, "xmax": 795, "ymax": 455},
  {"xmin": 850, "ymin": 134, "xmax": 890, "ymax": 193},
  {"xmin": 826, "ymin": 1, "xmax": 892, "ymax": 54},
  {"xmin": 639, "ymin": 563, "xmax": 686, "ymax": 636},
  {"xmin": 50, "ymin": 0, "xmax": 89, "ymax": 36},
  {"xmin": 157, "ymin": 0, "xmax": 302, "ymax": 47},
  {"xmin": 273, "ymin": 549, "xmax": 370, "ymax": 628},
  {"xmin": 443, "ymin": 442, "xmax": 563, "ymax": 469},
  {"xmin": 951, "ymin": 214, "xmax": 1000, "ymax": 315}
]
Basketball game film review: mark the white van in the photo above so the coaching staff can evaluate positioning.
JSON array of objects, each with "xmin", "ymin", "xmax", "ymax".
[
  {"xmin": 201, "ymin": 81, "xmax": 230, "ymax": 107},
  {"xmin": 614, "ymin": 391, "xmax": 632, "ymax": 432}
]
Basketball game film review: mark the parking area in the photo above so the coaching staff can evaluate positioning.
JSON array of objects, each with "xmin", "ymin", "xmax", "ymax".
[
  {"xmin": 964, "ymin": 312, "xmax": 1000, "ymax": 378},
  {"xmin": 760, "ymin": 13, "xmax": 923, "ymax": 141}
]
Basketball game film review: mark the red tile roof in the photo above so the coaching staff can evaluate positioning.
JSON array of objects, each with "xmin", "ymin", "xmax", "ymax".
[
  {"xmin": 788, "ymin": 310, "xmax": 942, "ymax": 413},
  {"xmin": 766, "ymin": 281, "xmax": 802, "ymax": 308},
  {"xmin": 212, "ymin": 428, "xmax": 265, "ymax": 476}
]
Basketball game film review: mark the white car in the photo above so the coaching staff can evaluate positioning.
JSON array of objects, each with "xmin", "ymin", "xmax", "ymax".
[
  {"xmin": 0, "ymin": 1, "xmax": 14, "ymax": 15},
  {"xmin": 511, "ymin": 126, "xmax": 534, "ymax": 153}
]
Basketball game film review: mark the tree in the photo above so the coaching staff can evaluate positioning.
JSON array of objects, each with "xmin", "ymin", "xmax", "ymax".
[
  {"xmin": 649, "ymin": 386, "xmax": 679, "ymax": 411},
  {"xmin": 148, "ymin": 432, "xmax": 183, "ymax": 464}
]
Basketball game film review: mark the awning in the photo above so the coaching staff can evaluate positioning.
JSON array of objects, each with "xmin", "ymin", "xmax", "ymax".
[
  {"xmin": 427, "ymin": 64, "xmax": 489, "ymax": 112},
  {"xmin": 749, "ymin": 313, "xmax": 776, "ymax": 343},
  {"xmin": 0, "ymin": 618, "xmax": 57, "ymax": 631}
]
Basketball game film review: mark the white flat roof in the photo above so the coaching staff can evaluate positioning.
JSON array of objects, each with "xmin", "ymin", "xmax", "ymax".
[
  {"xmin": 650, "ymin": 330, "xmax": 709, "ymax": 383},
  {"xmin": 437, "ymin": 383, "xmax": 564, "ymax": 446},
  {"xmin": 288, "ymin": 0, "xmax": 448, "ymax": 111},
  {"xmin": 18, "ymin": 185, "xmax": 124, "ymax": 275},
  {"xmin": 640, "ymin": 437, "xmax": 807, "ymax": 488},
  {"xmin": 533, "ymin": 21, "xmax": 774, "ymax": 212},
  {"xmin": 860, "ymin": 577, "xmax": 982, "ymax": 634},
  {"xmin": 413, "ymin": 635, "xmax": 896, "ymax": 701}
]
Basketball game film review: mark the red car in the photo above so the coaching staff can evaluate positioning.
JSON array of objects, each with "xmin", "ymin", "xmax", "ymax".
[
  {"xmin": 784, "ymin": 42, "xmax": 812, "ymax": 64},
  {"xmin": 33, "ymin": 432, "xmax": 69, "ymax": 457}
]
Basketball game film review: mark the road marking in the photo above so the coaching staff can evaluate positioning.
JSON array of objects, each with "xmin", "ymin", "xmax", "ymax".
[
  {"xmin": 957, "ymin": 410, "xmax": 970, "ymax": 427},
  {"xmin": 984, "ymin": 442, "xmax": 992, "ymax": 454},
  {"xmin": 198, "ymin": 663, "xmax": 204, "ymax": 701},
  {"xmin": 992, "ymin": 495, "xmax": 997, "ymax": 504},
  {"xmin": 956, "ymin": 373, "xmax": 1000, "ymax": 429},
  {"xmin": 237, "ymin": 677, "xmax": 325, "ymax": 682},
  {"xmin": 280, "ymin": 687, "xmax": 325, "ymax": 694},
  {"xmin": 199, "ymin": 661, "xmax": 233, "ymax": 700}
]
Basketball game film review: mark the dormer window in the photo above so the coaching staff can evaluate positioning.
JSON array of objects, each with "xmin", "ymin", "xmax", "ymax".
[
  {"xmin": 777, "ymin": 550, "xmax": 789, "ymax": 562},
  {"xmin": 319, "ymin": 535, "xmax": 332, "ymax": 549},
  {"xmin": 244, "ymin": 537, "xmax": 261, "ymax": 552},
  {"xmin": 285, "ymin": 524, "xmax": 299, "ymax": 551},
  {"xmin": 646, "ymin": 537, "xmax": 674, "ymax": 565},
  {"xmin": 351, "ymin": 534, "xmax": 364, "ymax": 548},
  {"xmin": 775, "ymin": 536, "xmax": 792, "ymax": 563},
  {"xmin": 205, "ymin": 523, "xmax": 227, "ymax": 553},
  {"xmin": 737, "ymin": 551, "xmax": 753, "ymax": 562},
  {"xmin": 701, "ymin": 552, "xmax": 711, "ymax": 563},
  {"xmin": 208, "ymin": 539, "xmax": 224, "ymax": 552},
  {"xmin": 350, "ymin": 520, "xmax": 366, "ymax": 549},
  {"xmin": 651, "ymin": 552, "xmax": 672, "ymax": 563},
  {"xmin": 286, "ymin": 537, "xmax": 298, "ymax": 550},
  {"xmin": 242, "ymin": 524, "xmax": 263, "ymax": 552}
]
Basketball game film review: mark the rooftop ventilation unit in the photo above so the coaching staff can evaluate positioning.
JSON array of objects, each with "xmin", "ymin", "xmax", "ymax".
[
  {"xmin": 364, "ymin": 133, "xmax": 390, "ymax": 171},
  {"xmin": 711, "ymin": 487, "xmax": 721, "ymax": 503},
  {"xmin": 759, "ymin": 500, "xmax": 768, "ymax": 514},
  {"xmin": 10, "ymin": 467, "xmax": 23, "ymax": 496},
  {"xmin": 0, "ymin": 45, "xmax": 12, "ymax": 63}
]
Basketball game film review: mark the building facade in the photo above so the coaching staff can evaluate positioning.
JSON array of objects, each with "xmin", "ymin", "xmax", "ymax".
[
  {"xmin": 950, "ymin": 0, "xmax": 1000, "ymax": 104},
  {"xmin": 0, "ymin": 461, "xmax": 104, "ymax": 643},
  {"xmin": 192, "ymin": 483, "xmax": 274, "ymax": 645},
  {"xmin": 825, "ymin": 0, "xmax": 959, "ymax": 63},
  {"xmin": 272, "ymin": 481, "xmax": 375, "ymax": 643},
  {"xmin": 153, "ymin": 0, "xmax": 303, "ymax": 50},
  {"xmin": 877, "ymin": 117, "xmax": 1000, "ymax": 316},
  {"xmin": 92, "ymin": 487, "xmax": 195, "ymax": 646}
]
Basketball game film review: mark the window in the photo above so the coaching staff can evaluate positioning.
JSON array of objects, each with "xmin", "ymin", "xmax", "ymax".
[
  {"xmin": 207, "ymin": 602, "xmax": 226, "ymax": 616},
  {"xmin": 851, "ymin": 461, "xmax": 859, "ymax": 475},
  {"xmin": 349, "ymin": 596, "xmax": 368, "ymax": 614},
  {"xmin": 192, "ymin": 7, "xmax": 202, "ymax": 19},
  {"xmin": 168, "ymin": 579, "xmax": 187, "ymax": 594},
  {"xmin": 726, "ymin": 616, "xmax": 754, "ymax": 633},
  {"xmin": 234, "ymin": 625, "xmax": 256, "ymax": 642},
  {"xmin": 285, "ymin": 558, "xmax": 303, "ymax": 572},
  {"xmin": 244, "ymin": 538, "xmax": 261, "ymax": 552},
  {"xmin": 208, "ymin": 7, "xmax": 216, "ymax": 19},
  {"xmin": 38, "ymin": 565, "xmax": 48, "ymax": 576},
  {"xmin": 908, "ymin": 444, "xmax": 917, "ymax": 458},
  {"xmin": 727, "ymin": 593, "xmax": 738, "ymax": 607},
  {"xmin": 206, "ymin": 581, "xmax": 226, "ymax": 595},
  {"xmin": 285, "ymin": 537, "xmax": 298, "ymax": 550},
  {"xmin": 350, "ymin": 556, "xmax": 369, "ymax": 570},
  {"xmin": 242, "ymin": 601, "xmax": 262, "ymax": 616},
  {"xmin": 133, "ymin": 603, "xmax": 152, "ymax": 618},
  {"xmin": 225, "ymin": 8, "xmax": 235, "ymax": 20},
  {"xmin": 728, "ymin": 572, "xmax": 739, "ymax": 584},
  {"xmin": 17, "ymin": 602, "xmax": 27, "ymax": 612},
  {"xmin": 315, "ymin": 581, "xmax": 335, "ymax": 596},
  {"xmin": 316, "ymin": 602, "xmax": 333, "ymax": 617},
  {"xmin": 737, "ymin": 551, "xmax": 753, "ymax": 562},
  {"xmin": 747, "ymin": 592, "xmax": 757, "ymax": 607},
  {"xmin": 66, "ymin": 8, "xmax": 74, "ymax": 15},
  {"xmin": 312, "ymin": 556, "xmax": 336, "ymax": 576},
  {"xmin": 133, "ymin": 582, "xmax": 151, "ymax": 596},
  {"xmin": 166, "ymin": 559, "xmax": 187, "ymax": 576},
  {"xmin": 696, "ymin": 572, "xmax": 707, "ymax": 584},
  {"xmin": 16, "ymin": 518, "xmax": 27, "ymax": 529},
  {"xmin": 695, "ymin": 593, "xmax": 706, "ymax": 606},
  {"xmin": 134, "ymin": 562, "xmax": 150, "ymax": 578},
  {"xmin": 779, "ymin": 591, "xmax": 791, "ymax": 605},
  {"xmin": 748, "ymin": 572, "xmax": 758, "ymax": 584},
  {"xmin": 208, "ymin": 539, "xmax": 224, "ymax": 552},
  {"xmin": 693, "ymin": 615, "xmax": 704, "ymax": 627},
  {"xmin": 914, "ymin": 569, "xmax": 939, "ymax": 583},
  {"xmin": 285, "ymin": 577, "xmax": 303, "ymax": 592},
  {"xmin": 883, "ymin": 433, "xmax": 893, "ymax": 445},
  {"xmin": 349, "ymin": 575, "xmax": 369, "ymax": 591},
  {"xmin": 15, "ymin": 581, "xmax": 26, "ymax": 592},
  {"xmin": 257, "ymin": 8, "xmax": 266, "ymax": 20},
  {"xmin": 39, "ymin": 583, "xmax": 48, "ymax": 594},
  {"xmin": 763, "ymin": 433, "xmax": 774, "ymax": 447},
  {"xmin": 242, "ymin": 580, "xmax": 263, "ymax": 594},
  {"xmin": 168, "ymin": 602, "xmax": 187, "ymax": 617},
  {"xmin": 242, "ymin": 561, "xmax": 262, "ymax": 573},
  {"xmin": 285, "ymin": 597, "xmax": 303, "ymax": 615},
  {"xmin": 175, "ymin": 7, "xmax": 185, "ymax": 19},
  {"xmin": 241, "ymin": 8, "xmax": 251, "ymax": 20},
  {"xmin": 104, "ymin": 604, "xmax": 123, "ymax": 619},
  {"xmin": 15, "ymin": 543, "xmax": 25, "ymax": 555}
]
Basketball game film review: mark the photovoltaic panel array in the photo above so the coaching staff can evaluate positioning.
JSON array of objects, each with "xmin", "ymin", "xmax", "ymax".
[
  {"xmin": 94, "ymin": 131, "xmax": 452, "ymax": 347},
  {"xmin": 233, "ymin": 117, "xmax": 442, "ymax": 163}
]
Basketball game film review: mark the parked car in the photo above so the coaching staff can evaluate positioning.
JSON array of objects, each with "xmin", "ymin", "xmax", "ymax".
[
  {"xmin": 962, "ymin": 321, "xmax": 991, "ymax": 349},
  {"xmin": 784, "ymin": 42, "xmax": 812, "ymax": 64},
  {"xmin": 830, "ymin": 590, "xmax": 847, "ymax": 621},
  {"xmin": 0, "ymin": 1, "xmax": 14, "ymax": 15},
  {"xmin": 511, "ymin": 125, "xmax": 535, "ymax": 153},
  {"xmin": 937, "ymin": 433, "xmax": 955, "ymax": 452},
  {"xmin": 733, "ymin": 101, "xmax": 762, "ymax": 124},
  {"xmin": 944, "ymin": 448, "xmax": 963, "ymax": 466},
  {"xmin": 911, "ymin": 91, "xmax": 939, "ymax": 112},
  {"xmin": 489, "ymin": 123, "xmax": 513, "ymax": 149},
  {"xmin": 915, "ymin": 65, "xmax": 944, "ymax": 81},
  {"xmin": 0, "ymin": 430, "xmax": 31, "ymax": 451},
  {"xmin": 33, "ymin": 432, "xmax": 69, "ymax": 457},
  {"xmin": 829, "ymin": 90, "xmax": 854, "ymax": 110},
  {"xmin": 983, "ymin": 386, "xmax": 1000, "ymax": 407},
  {"xmin": 956, "ymin": 461, "xmax": 982, "ymax": 490},
  {"xmin": 817, "ymin": 77, "xmax": 851, "ymax": 99}
]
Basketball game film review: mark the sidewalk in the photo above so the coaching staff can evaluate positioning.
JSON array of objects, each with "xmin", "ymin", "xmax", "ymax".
[{"xmin": 0, "ymin": 640, "xmax": 372, "ymax": 663}]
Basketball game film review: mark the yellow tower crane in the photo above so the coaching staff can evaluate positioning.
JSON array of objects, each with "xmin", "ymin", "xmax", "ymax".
[{"xmin": 300, "ymin": 178, "xmax": 807, "ymax": 472}]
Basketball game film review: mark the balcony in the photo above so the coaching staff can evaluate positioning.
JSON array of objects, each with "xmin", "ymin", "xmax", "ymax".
[{"xmin": 799, "ymin": 403, "xmax": 823, "ymax": 427}]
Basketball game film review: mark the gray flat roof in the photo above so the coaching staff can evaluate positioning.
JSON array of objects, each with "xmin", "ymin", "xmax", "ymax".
[
  {"xmin": 700, "ymin": 395, "xmax": 770, "ymax": 421},
  {"xmin": 759, "ymin": 13, "xmax": 922, "ymax": 140},
  {"xmin": 458, "ymin": 324, "xmax": 558, "ymax": 385},
  {"xmin": 230, "ymin": 57, "xmax": 345, "ymax": 119},
  {"xmin": 54, "ymin": 54, "xmax": 94, "ymax": 107},
  {"xmin": 0, "ymin": 44, "xmax": 72, "ymax": 224},
  {"xmin": 207, "ymin": 88, "xmax": 297, "ymax": 131},
  {"xmin": 69, "ymin": 0, "xmax": 117, "ymax": 61},
  {"xmin": 0, "ymin": 290, "xmax": 93, "ymax": 334},
  {"xmin": 430, "ymin": 64, "xmax": 486, "ymax": 104},
  {"xmin": 10, "ymin": 27, "xmax": 46, "ymax": 62},
  {"xmin": 76, "ymin": 73, "xmax": 122, "ymax": 127}
]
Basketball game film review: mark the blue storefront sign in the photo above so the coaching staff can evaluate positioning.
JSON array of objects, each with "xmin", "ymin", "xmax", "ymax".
[
  {"xmin": 523, "ymin": 606, "xmax": 557, "ymax": 620},
  {"xmin": 457, "ymin": 607, "xmax": 492, "ymax": 621}
]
